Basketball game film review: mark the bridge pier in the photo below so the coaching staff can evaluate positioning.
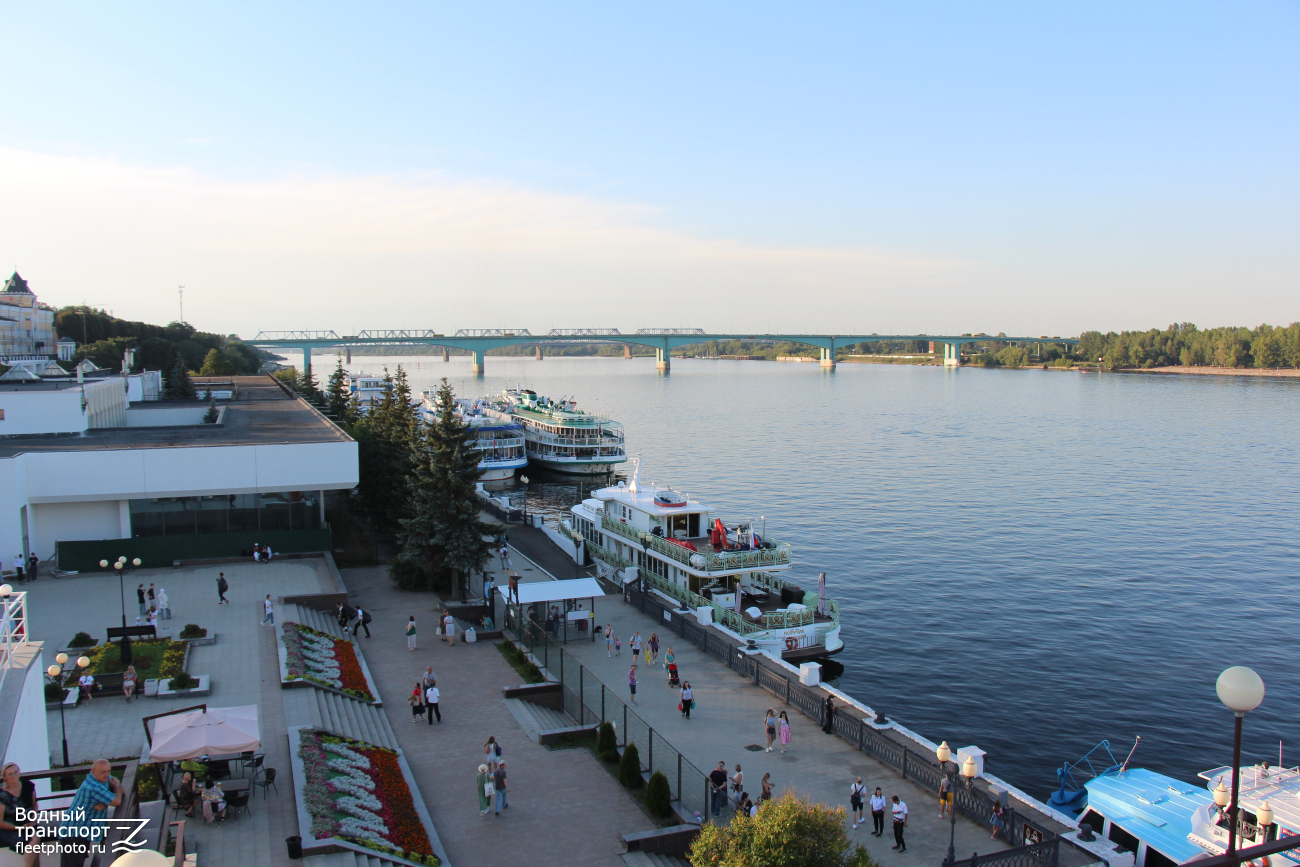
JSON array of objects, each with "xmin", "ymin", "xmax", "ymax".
[
  {"xmin": 623, "ymin": 344, "xmax": 632, "ymax": 359},
  {"xmin": 301, "ymin": 345, "xmax": 312, "ymax": 373},
  {"xmin": 820, "ymin": 347, "xmax": 836, "ymax": 369},
  {"xmin": 471, "ymin": 349, "xmax": 485, "ymax": 376},
  {"xmin": 442, "ymin": 347, "xmax": 449, "ymax": 362},
  {"xmin": 535, "ymin": 345, "xmax": 543, "ymax": 360},
  {"xmin": 943, "ymin": 343, "xmax": 962, "ymax": 366},
  {"xmin": 345, "ymin": 348, "xmax": 351, "ymax": 364},
  {"xmin": 656, "ymin": 347, "xmax": 670, "ymax": 371}
]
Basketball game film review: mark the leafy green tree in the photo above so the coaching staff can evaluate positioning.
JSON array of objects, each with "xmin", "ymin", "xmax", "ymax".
[
  {"xmin": 691, "ymin": 793, "xmax": 880, "ymax": 867},
  {"xmin": 199, "ymin": 348, "xmax": 236, "ymax": 376},
  {"xmin": 75, "ymin": 337, "xmax": 136, "ymax": 372},
  {"xmin": 272, "ymin": 366, "xmax": 303, "ymax": 391},
  {"xmin": 390, "ymin": 377, "xmax": 491, "ymax": 594}
]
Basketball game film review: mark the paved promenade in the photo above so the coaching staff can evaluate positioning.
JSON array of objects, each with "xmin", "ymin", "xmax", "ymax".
[
  {"xmin": 25, "ymin": 559, "xmax": 334, "ymax": 867},
  {"xmin": 337, "ymin": 564, "xmax": 656, "ymax": 867},
  {"xmin": 500, "ymin": 526, "xmax": 1015, "ymax": 867}
]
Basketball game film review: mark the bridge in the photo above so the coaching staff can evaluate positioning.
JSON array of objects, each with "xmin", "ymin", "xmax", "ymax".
[{"xmin": 248, "ymin": 329, "xmax": 1080, "ymax": 375}]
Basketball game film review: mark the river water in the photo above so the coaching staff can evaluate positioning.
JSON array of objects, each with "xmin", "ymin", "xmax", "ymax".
[{"xmin": 334, "ymin": 355, "xmax": 1300, "ymax": 798}]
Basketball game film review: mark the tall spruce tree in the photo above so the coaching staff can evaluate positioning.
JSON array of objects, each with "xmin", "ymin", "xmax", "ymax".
[
  {"xmin": 355, "ymin": 367, "xmax": 418, "ymax": 531},
  {"xmin": 325, "ymin": 357, "xmax": 358, "ymax": 424},
  {"xmin": 163, "ymin": 347, "xmax": 196, "ymax": 399},
  {"xmin": 391, "ymin": 377, "xmax": 491, "ymax": 594}
]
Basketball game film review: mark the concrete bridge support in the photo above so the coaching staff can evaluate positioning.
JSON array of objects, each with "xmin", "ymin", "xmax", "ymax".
[
  {"xmin": 345, "ymin": 348, "xmax": 351, "ymax": 364},
  {"xmin": 656, "ymin": 347, "xmax": 670, "ymax": 371},
  {"xmin": 301, "ymin": 345, "xmax": 312, "ymax": 373},
  {"xmin": 820, "ymin": 346, "xmax": 836, "ymax": 369},
  {"xmin": 943, "ymin": 343, "xmax": 962, "ymax": 366},
  {"xmin": 535, "ymin": 345, "xmax": 543, "ymax": 360},
  {"xmin": 442, "ymin": 347, "xmax": 449, "ymax": 362},
  {"xmin": 471, "ymin": 349, "xmax": 485, "ymax": 376},
  {"xmin": 623, "ymin": 344, "xmax": 632, "ymax": 359}
]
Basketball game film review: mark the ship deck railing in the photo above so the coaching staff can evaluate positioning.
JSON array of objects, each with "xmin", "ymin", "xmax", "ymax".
[
  {"xmin": 511, "ymin": 407, "xmax": 619, "ymax": 426},
  {"xmin": 602, "ymin": 515, "xmax": 791, "ymax": 572},
  {"xmin": 527, "ymin": 429, "xmax": 626, "ymax": 447}
]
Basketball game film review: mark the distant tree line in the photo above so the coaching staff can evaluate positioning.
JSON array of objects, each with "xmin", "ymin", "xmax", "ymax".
[{"xmin": 54, "ymin": 306, "xmax": 267, "ymax": 375}]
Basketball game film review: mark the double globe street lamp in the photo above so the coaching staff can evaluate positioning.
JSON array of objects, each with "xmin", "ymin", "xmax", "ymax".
[
  {"xmin": 99, "ymin": 556, "xmax": 142, "ymax": 628},
  {"xmin": 46, "ymin": 651, "xmax": 90, "ymax": 767},
  {"xmin": 937, "ymin": 740, "xmax": 980, "ymax": 867},
  {"xmin": 1215, "ymin": 665, "xmax": 1266, "ymax": 867}
]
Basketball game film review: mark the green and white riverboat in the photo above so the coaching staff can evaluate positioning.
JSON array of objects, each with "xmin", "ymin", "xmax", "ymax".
[{"xmin": 493, "ymin": 388, "xmax": 627, "ymax": 476}]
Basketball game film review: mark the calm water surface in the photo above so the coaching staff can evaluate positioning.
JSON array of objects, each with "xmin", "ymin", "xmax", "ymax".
[{"xmin": 334, "ymin": 355, "xmax": 1300, "ymax": 797}]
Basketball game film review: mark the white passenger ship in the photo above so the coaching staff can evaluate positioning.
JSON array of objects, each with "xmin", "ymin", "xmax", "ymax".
[
  {"xmin": 347, "ymin": 372, "xmax": 388, "ymax": 412},
  {"xmin": 418, "ymin": 394, "xmax": 527, "ymax": 481},
  {"xmin": 492, "ymin": 388, "xmax": 626, "ymax": 476},
  {"xmin": 568, "ymin": 460, "xmax": 841, "ymax": 661}
]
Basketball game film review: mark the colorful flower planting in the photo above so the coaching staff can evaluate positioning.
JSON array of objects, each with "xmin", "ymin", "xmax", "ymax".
[
  {"xmin": 297, "ymin": 728, "xmax": 437, "ymax": 865},
  {"xmin": 281, "ymin": 622, "xmax": 376, "ymax": 702}
]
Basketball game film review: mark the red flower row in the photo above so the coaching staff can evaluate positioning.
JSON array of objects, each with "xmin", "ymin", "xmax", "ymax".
[
  {"xmin": 365, "ymin": 746, "xmax": 433, "ymax": 857},
  {"xmin": 333, "ymin": 640, "xmax": 373, "ymax": 699}
]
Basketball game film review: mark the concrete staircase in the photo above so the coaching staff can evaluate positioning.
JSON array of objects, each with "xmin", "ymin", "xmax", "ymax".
[
  {"xmin": 620, "ymin": 852, "xmax": 692, "ymax": 867},
  {"xmin": 303, "ymin": 849, "xmax": 416, "ymax": 867},
  {"xmin": 502, "ymin": 697, "xmax": 586, "ymax": 743},
  {"xmin": 280, "ymin": 602, "xmax": 396, "ymax": 749}
]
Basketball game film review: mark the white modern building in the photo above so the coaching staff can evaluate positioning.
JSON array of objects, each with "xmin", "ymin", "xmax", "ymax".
[{"xmin": 0, "ymin": 374, "xmax": 358, "ymax": 569}]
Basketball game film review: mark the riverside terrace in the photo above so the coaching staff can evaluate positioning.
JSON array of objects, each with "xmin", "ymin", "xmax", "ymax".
[{"xmin": 250, "ymin": 329, "xmax": 1082, "ymax": 373}]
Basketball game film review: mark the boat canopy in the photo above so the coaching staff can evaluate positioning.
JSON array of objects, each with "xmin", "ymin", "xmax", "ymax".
[{"xmin": 1084, "ymin": 768, "xmax": 1212, "ymax": 864}]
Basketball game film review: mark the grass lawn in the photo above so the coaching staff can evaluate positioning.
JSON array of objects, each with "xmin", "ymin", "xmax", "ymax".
[{"xmin": 86, "ymin": 639, "xmax": 185, "ymax": 680}]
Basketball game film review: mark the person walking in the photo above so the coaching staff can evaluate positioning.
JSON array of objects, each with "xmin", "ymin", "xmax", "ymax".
[
  {"xmin": 778, "ymin": 711, "xmax": 792, "ymax": 754},
  {"xmin": 849, "ymin": 777, "xmax": 867, "ymax": 829},
  {"xmin": 408, "ymin": 683, "xmax": 425, "ymax": 723},
  {"xmin": 605, "ymin": 626, "xmax": 614, "ymax": 657},
  {"xmin": 422, "ymin": 666, "xmax": 437, "ymax": 692},
  {"xmin": 353, "ymin": 606, "xmax": 372, "ymax": 638},
  {"xmin": 157, "ymin": 587, "xmax": 170, "ymax": 620},
  {"xmin": 764, "ymin": 708, "xmax": 777, "ymax": 752},
  {"xmin": 137, "ymin": 584, "xmax": 147, "ymax": 615},
  {"xmin": 215, "ymin": 572, "xmax": 229, "ymax": 605},
  {"xmin": 708, "ymin": 762, "xmax": 728, "ymax": 818},
  {"xmin": 891, "ymin": 795, "xmax": 908, "ymax": 852},
  {"xmin": 648, "ymin": 632, "xmax": 659, "ymax": 664},
  {"xmin": 406, "ymin": 615, "xmax": 417, "ymax": 650},
  {"xmin": 425, "ymin": 683, "xmax": 441, "ymax": 723},
  {"xmin": 938, "ymin": 772, "xmax": 952, "ymax": 818},
  {"xmin": 680, "ymin": 682, "xmax": 693, "ymax": 718},
  {"xmin": 147, "ymin": 584, "xmax": 156, "ymax": 611},
  {"xmin": 630, "ymin": 631, "xmax": 642, "ymax": 658},
  {"xmin": 27, "ymin": 552, "xmax": 39, "ymax": 581},
  {"xmin": 507, "ymin": 571, "xmax": 519, "ymax": 604},
  {"xmin": 990, "ymin": 803, "xmax": 1006, "ymax": 840},
  {"xmin": 476, "ymin": 763, "xmax": 492, "ymax": 817},
  {"xmin": 614, "ymin": 633, "xmax": 621, "ymax": 655},
  {"xmin": 663, "ymin": 646, "xmax": 674, "ymax": 670},
  {"xmin": 484, "ymin": 736, "xmax": 502, "ymax": 772},
  {"xmin": 823, "ymin": 695, "xmax": 836, "ymax": 734},
  {"xmin": 443, "ymin": 611, "xmax": 456, "ymax": 646},
  {"xmin": 498, "ymin": 543, "xmax": 509, "ymax": 571},
  {"xmin": 492, "ymin": 760, "xmax": 509, "ymax": 816},
  {"xmin": 262, "ymin": 595, "xmax": 274, "ymax": 626},
  {"xmin": 760, "ymin": 772, "xmax": 774, "ymax": 804},
  {"xmin": 628, "ymin": 664, "xmax": 637, "ymax": 705},
  {"xmin": 870, "ymin": 787, "xmax": 886, "ymax": 836},
  {"xmin": 11, "ymin": 557, "xmax": 22, "ymax": 585}
]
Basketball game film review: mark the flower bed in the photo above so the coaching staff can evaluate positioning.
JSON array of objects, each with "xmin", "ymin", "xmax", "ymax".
[
  {"xmin": 297, "ymin": 728, "xmax": 437, "ymax": 865},
  {"xmin": 84, "ymin": 639, "xmax": 187, "ymax": 682},
  {"xmin": 281, "ymin": 622, "xmax": 376, "ymax": 703}
]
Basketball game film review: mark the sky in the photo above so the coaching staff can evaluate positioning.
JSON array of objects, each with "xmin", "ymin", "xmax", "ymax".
[{"xmin": 0, "ymin": 2, "xmax": 1296, "ymax": 337}]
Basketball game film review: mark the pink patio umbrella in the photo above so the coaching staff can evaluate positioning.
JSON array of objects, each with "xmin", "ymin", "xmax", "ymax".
[{"xmin": 149, "ymin": 705, "xmax": 261, "ymax": 761}]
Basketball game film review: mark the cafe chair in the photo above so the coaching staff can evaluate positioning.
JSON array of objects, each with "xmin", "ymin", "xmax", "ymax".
[
  {"xmin": 227, "ymin": 790, "xmax": 252, "ymax": 819},
  {"xmin": 256, "ymin": 768, "xmax": 278, "ymax": 799}
]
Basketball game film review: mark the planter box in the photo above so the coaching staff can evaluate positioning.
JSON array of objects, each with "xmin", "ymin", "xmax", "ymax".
[
  {"xmin": 177, "ymin": 633, "xmax": 216, "ymax": 647},
  {"xmin": 45, "ymin": 689, "xmax": 78, "ymax": 711},
  {"xmin": 156, "ymin": 675, "xmax": 211, "ymax": 699},
  {"xmin": 144, "ymin": 679, "xmax": 159, "ymax": 697},
  {"xmin": 62, "ymin": 641, "xmax": 98, "ymax": 658}
]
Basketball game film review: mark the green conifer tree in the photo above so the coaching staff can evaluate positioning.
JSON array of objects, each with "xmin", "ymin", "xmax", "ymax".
[
  {"xmin": 326, "ymin": 357, "xmax": 355, "ymax": 423},
  {"xmin": 356, "ymin": 367, "xmax": 419, "ymax": 530},
  {"xmin": 390, "ymin": 377, "xmax": 491, "ymax": 594},
  {"xmin": 163, "ymin": 347, "xmax": 197, "ymax": 399}
]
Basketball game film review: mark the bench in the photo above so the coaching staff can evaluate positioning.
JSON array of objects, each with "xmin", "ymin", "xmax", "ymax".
[{"xmin": 107, "ymin": 626, "xmax": 157, "ymax": 642}]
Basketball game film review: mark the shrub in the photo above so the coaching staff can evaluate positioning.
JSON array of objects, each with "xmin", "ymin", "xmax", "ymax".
[
  {"xmin": 618, "ymin": 742, "xmax": 643, "ymax": 789},
  {"xmin": 524, "ymin": 663, "xmax": 542, "ymax": 681},
  {"xmin": 168, "ymin": 672, "xmax": 199, "ymax": 690},
  {"xmin": 690, "ymin": 792, "xmax": 875, "ymax": 867},
  {"xmin": 596, "ymin": 722, "xmax": 617, "ymax": 756},
  {"xmin": 136, "ymin": 764, "xmax": 161, "ymax": 802},
  {"xmin": 44, "ymin": 683, "xmax": 67, "ymax": 703},
  {"xmin": 645, "ymin": 771, "xmax": 672, "ymax": 818},
  {"xmin": 68, "ymin": 632, "xmax": 96, "ymax": 648},
  {"xmin": 178, "ymin": 624, "xmax": 207, "ymax": 639}
]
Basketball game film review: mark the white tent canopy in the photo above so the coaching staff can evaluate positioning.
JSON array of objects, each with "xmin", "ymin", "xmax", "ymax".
[
  {"xmin": 149, "ymin": 705, "xmax": 261, "ymax": 761},
  {"xmin": 500, "ymin": 577, "xmax": 605, "ymax": 605}
]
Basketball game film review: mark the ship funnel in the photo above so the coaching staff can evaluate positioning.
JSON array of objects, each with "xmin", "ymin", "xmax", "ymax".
[{"xmin": 628, "ymin": 455, "xmax": 641, "ymax": 493}]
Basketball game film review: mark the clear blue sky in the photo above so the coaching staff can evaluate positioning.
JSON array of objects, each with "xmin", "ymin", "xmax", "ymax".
[{"xmin": 1, "ymin": 2, "xmax": 1296, "ymax": 335}]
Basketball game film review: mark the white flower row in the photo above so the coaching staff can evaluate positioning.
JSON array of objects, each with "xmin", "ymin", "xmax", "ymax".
[
  {"xmin": 337, "ymin": 817, "xmax": 389, "ymax": 843},
  {"xmin": 337, "ymin": 796, "xmax": 387, "ymax": 827},
  {"xmin": 331, "ymin": 783, "xmax": 381, "ymax": 811},
  {"xmin": 324, "ymin": 742, "xmax": 372, "ymax": 770},
  {"xmin": 326, "ymin": 761, "xmax": 376, "ymax": 791}
]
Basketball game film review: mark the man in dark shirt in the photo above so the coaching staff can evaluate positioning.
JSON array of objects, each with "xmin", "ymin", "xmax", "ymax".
[{"xmin": 709, "ymin": 762, "xmax": 729, "ymax": 817}]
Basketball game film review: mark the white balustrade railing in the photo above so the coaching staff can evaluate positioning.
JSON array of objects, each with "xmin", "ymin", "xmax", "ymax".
[{"xmin": 0, "ymin": 591, "xmax": 29, "ymax": 692}]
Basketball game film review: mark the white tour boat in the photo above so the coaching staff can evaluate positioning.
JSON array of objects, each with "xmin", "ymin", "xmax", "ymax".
[
  {"xmin": 492, "ymin": 388, "xmax": 627, "ymax": 476},
  {"xmin": 418, "ymin": 394, "xmax": 528, "ymax": 481},
  {"xmin": 568, "ymin": 459, "xmax": 841, "ymax": 661},
  {"xmin": 347, "ymin": 371, "xmax": 389, "ymax": 413}
]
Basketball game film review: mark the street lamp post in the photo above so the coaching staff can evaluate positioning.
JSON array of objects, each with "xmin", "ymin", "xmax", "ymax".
[
  {"xmin": 1217, "ymin": 666, "xmax": 1266, "ymax": 867},
  {"xmin": 520, "ymin": 475, "xmax": 530, "ymax": 526},
  {"xmin": 46, "ymin": 652, "xmax": 90, "ymax": 768},
  {"xmin": 937, "ymin": 741, "xmax": 979, "ymax": 867},
  {"xmin": 100, "ymin": 556, "xmax": 142, "ymax": 627}
]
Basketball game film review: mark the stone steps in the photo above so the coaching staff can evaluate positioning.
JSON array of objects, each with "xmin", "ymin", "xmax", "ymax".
[
  {"xmin": 302, "ymin": 848, "xmax": 413, "ymax": 867},
  {"xmin": 502, "ymin": 697, "xmax": 582, "ymax": 743},
  {"xmin": 620, "ymin": 852, "xmax": 692, "ymax": 867}
]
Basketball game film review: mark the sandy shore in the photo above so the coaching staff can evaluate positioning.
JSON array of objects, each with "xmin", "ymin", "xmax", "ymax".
[{"xmin": 1115, "ymin": 366, "xmax": 1300, "ymax": 379}]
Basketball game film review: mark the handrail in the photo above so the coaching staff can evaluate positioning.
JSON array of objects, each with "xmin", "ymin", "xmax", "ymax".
[
  {"xmin": 639, "ymin": 569, "xmax": 762, "ymax": 635},
  {"xmin": 0, "ymin": 591, "xmax": 29, "ymax": 694},
  {"xmin": 601, "ymin": 515, "xmax": 792, "ymax": 573},
  {"xmin": 171, "ymin": 820, "xmax": 186, "ymax": 867}
]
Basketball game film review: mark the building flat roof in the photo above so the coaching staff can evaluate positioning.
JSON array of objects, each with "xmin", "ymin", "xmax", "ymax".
[{"xmin": 0, "ymin": 376, "xmax": 352, "ymax": 457}]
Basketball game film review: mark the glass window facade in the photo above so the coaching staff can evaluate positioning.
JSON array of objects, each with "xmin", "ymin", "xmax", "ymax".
[{"xmin": 129, "ymin": 491, "xmax": 322, "ymax": 537}]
